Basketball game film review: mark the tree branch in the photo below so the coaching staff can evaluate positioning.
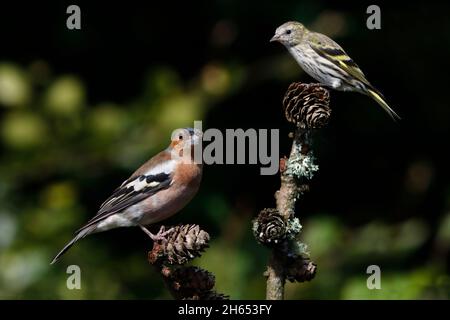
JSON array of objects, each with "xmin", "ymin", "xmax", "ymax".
[{"xmin": 255, "ymin": 82, "xmax": 329, "ymax": 300}]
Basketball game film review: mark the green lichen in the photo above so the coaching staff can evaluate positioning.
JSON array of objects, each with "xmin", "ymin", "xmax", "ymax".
[
  {"xmin": 286, "ymin": 217, "xmax": 302, "ymax": 240},
  {"xmin": 285, "ymin": 151, "xmax": 319, "ymax": 180}
]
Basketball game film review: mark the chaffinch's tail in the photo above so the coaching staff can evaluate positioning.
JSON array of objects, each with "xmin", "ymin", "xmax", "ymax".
[{"xmin": 51, "ymin": 225, "xmax": 96, "ymax": 264}]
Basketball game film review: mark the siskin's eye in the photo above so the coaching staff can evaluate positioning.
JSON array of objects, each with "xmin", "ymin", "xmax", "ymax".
[{"xmin": 286, "ymin": 29, "xmax": 291, "ymax": 35}]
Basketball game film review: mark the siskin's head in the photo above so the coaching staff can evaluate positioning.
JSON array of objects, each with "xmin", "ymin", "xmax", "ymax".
[{"xmin": 270, "ymin": 21, "xmax": 307, "ymax": 47}]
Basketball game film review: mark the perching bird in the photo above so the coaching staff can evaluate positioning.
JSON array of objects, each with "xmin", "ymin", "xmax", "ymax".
[
  {"xmin": 271, "ymin": 21, "xmax": 400, "ymax": 121},
  {"xmin": 51, "ymin": 128, "xmax": 203, "ymax": 264}
]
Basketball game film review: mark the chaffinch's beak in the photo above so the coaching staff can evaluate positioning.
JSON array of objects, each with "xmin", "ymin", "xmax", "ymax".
[{"xmin": 270, "ymin": 34, "xmax": 280, "ymax": 42}]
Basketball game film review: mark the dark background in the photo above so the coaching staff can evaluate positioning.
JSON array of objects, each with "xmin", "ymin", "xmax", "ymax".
[{"xmin": 0, "ymin": 1, "xmax": 449, "ymax": 299}]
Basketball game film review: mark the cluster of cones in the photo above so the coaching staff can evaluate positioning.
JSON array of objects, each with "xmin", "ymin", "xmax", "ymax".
[
  {"xmin": 253, "ymin": 208, "xmax": 317, "ymax": 283},
  {"xmin": 148, "ymin": 224, "xmax": 229, "ymax": 300}
]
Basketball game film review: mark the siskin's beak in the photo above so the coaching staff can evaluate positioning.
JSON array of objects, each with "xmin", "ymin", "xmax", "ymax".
[{"xmin": 270, "ymin": 34, "xmax": 280, "ymax": 42}]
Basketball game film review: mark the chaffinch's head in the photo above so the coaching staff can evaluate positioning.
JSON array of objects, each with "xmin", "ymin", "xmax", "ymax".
[{"xmin": 169, "ymin": 128, "xmax": 203, "ymax": 161}]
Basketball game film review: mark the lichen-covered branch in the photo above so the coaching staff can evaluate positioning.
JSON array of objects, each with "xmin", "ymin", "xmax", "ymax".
[
  {"xmin": 148, "ymin": 224, "xmax": 229, "ymax": 300},
  {"xmin": 254, "ymin": 83, "xmax": 328, "ymax": 300}
]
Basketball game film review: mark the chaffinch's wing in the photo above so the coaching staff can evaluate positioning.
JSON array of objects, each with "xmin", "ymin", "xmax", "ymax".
[{"xmin": 75, "ymin": 150, "xmax": 175, "ymax": 233}]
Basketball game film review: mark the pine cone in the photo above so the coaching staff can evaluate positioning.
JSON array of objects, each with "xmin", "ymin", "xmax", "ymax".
[
  {"xmin": 171, "ymin": 266, "xmax": 215, "ymax": 294},
  {"xmin": 282, "ymin": 82, "xmax": 331, "ymax": 129},
  {"xmin": 253, "ymin": 208, "xmax": 287, "ymax": 245},
  {"xmin": 285, "ymin": 257, "xmax": 317, "ymax": 283},
  {"xmin": 148, "ymin": 224, "xmax": 210, "ymax": 265}
]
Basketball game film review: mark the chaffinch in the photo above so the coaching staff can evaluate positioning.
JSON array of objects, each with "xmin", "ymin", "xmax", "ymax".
[{"xmin": 51, "ymin": 128, "xmax": 203, "ymax": 264}]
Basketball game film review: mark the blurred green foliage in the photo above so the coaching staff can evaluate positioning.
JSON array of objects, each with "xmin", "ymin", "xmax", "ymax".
[{"xmin": 0, "ymin": 1, "xmax": 449, "ymax": 299}]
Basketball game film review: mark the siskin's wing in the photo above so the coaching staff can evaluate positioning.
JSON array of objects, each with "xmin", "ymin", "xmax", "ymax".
[
  {"xmin": 308, "ymin": 32, "xmax": 400, "ymax": 121},
  {"xmin": 307, "ymin": 31, "xmax": 371, "ymax": 87}
]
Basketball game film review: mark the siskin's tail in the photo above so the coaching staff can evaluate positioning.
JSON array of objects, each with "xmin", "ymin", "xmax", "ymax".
[
  {"xmin": 50, "ymin": 226, "xmax": 95, "ymax": 265},
  {"xmin": 366, "ymin": 87, "xmax": 401, "ymax": 121}
]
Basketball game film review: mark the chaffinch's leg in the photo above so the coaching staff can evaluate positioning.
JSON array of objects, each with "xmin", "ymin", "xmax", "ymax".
[{"xmin": 139, "ymin": 225, "xmax": 174, "ymax": 241}]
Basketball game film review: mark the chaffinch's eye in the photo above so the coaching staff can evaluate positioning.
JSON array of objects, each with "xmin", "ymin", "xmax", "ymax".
[
  {"xmin": 286, "ymin": 29, "xmax": 291, "ymax": 35},
  {"xmin": 178, "ymin": 135, "xmax": 183, "ymax": 140}
]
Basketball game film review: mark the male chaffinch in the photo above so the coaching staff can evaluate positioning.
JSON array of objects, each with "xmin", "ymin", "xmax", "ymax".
[{"xmin": 51, "ymin": 128, "xmax": 203, "ymax": 264}]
